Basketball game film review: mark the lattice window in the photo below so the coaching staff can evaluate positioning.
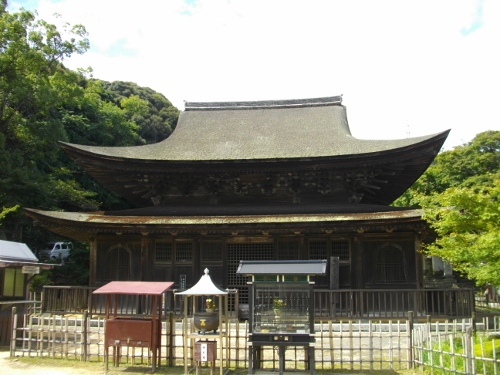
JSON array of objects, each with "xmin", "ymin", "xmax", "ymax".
[
  {"xmin": 332, "ymin": 241, "xmax": 350, "ymax": 261},
  {"xmin": 2, "ymin": 268, "xmax": 24, "ymax": 297},
  {"xmin": 308, "ymin": 240, "xmax": 328, "ymax": 259},
  {"xmin": 373, "ymin": 243, "xmax": 407, "ymax": 284},
  {"xmin": 227, "ymin": 242, "xmax": 274, "ymax": 303},
  {"xmin": 277, "ymin": 240, "xmax": 299, "ymax": 260},
  {"xmin": 176, "ymin": 242, "xmax": 193, "ymax": 263},
  {"xmin": 201, "ymin": 242, "xmax": 223, "ymax": 261},
  {"xmin": 155, "ymin": 242, "xmax": 173, "ymax": 263}
]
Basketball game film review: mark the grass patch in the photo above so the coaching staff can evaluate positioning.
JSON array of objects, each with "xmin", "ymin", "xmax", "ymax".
[{"xmin": 422, "ymin": 334, "xmax": 499, "ymax": 375}]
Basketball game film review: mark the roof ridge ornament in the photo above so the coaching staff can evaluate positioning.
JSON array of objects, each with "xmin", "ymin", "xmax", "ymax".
[{"xmin": 184, "ymin": 95, "xmax": 343, "ymax": 111}]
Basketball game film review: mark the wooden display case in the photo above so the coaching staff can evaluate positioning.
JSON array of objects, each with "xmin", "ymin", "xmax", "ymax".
[
  {"xmin": 237, "ymin": 260, "xmax": 327, "ymax": 375},
  {"xmin": 93, "ymin": 281, "xmax": 174, "ymax": 373}
]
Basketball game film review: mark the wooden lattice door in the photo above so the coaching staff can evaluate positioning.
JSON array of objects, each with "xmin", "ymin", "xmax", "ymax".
[{"xmin": 227, "ymin": 242, "xmax": 274, "ymax": 303}]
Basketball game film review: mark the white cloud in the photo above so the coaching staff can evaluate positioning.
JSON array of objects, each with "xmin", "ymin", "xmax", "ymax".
[{"xmin": 10, "ymin": 0, "xmax": 500, "ymax": 149}]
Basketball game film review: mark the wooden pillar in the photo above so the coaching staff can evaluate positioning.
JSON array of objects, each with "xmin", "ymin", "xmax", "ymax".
[
  {"xmin": 89, "ymin": 236, "xmax": 97, "ymax": 286},
  {"xmin": 330, "ymin": 256, "xmax": 340, "ymax": 290},
  {"xmin": 415, "ymin": 233, "xmax": 424, "ymax": 289},
  {"xmin": 353, "ymin": 235, "xmax": 364, "ymax": 289},
  {"xmin": 140, "ymin": 234, "xmax": 150, "ymax": 281}
]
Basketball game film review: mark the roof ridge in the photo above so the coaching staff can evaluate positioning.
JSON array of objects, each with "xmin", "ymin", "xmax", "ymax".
[{"xmin": 184, "ymin": 95, "xmax": 343, "ymax": 110}]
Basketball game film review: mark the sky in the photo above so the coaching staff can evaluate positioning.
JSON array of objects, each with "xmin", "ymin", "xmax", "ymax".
[{"xmin": 8, "ymin": 0, "xmax": 500, "ymax": 150}]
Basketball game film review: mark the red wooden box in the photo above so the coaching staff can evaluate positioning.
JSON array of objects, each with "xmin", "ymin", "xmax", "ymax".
[{"xmin": 105, "ymin": 318, "xmax": 153, "ymax": 348}]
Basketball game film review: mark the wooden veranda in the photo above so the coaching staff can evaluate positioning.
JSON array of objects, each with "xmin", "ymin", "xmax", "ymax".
[{"xmin": 39, "ymin": 286, "xmax": 475, "ymax": 320}]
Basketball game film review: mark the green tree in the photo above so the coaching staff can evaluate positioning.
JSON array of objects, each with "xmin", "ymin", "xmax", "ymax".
[
  {"xmin": 101, "ymin": 80, "xmax": 179, "ymax": 144},
  {"xmin": 0, "ymin": 4, "xmax": 96, "ymax": 239},
  {"xmin": 395, "ymin": 131, "xmax": 500, "ymax": 286},
  {"xmin": 121, "ymin": 94, "xmax": 149, "ymax": 118},
  {"xmin": 421, "ymin": 179, "xmax": 500, "ymax": 286},
  {"xmin": 0, "ymin": 2, "xmax": 180, "ymax": 285},
  {"xmin": 394, "ymin": 130, "xmax": 500, "ymax": 205}
]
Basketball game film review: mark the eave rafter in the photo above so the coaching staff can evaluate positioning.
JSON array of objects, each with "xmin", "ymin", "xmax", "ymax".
[{"xmin": 73, "ymin": 145, "xmax": 435, "ymax": 207}]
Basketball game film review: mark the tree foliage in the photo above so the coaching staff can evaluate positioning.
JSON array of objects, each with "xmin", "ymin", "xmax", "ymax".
[
  {"xmin": 0, "ymin": 4, "xmax": 95, "ymax": 240},
  {"xmin": 397, "ymin": 131, "xmax": 500, "ymax": 200},
  {"xmin": 101, "ymin": 80, "xmax": 179, "ymax": 144},
  {"xmin": 395, "ymin": 131, "xmax": 500, "ymax": 286},
  {"xmin": 422, "ymin": 180, "xmax": 500, "ymax": 286},
  {"xmin": 0, "ymin": 5, "xmax": 179, "ymax": 247}
]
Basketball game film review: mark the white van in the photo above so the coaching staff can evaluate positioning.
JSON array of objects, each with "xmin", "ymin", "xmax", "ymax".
[{"xmin": 39, "ymin": 242, "xmax": 73, "ymax": 261}]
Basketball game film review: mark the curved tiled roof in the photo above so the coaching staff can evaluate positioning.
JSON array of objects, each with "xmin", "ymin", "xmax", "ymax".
[{"xmin": 60, "ymin": 96, "xmax": 448, "ymax": 162}]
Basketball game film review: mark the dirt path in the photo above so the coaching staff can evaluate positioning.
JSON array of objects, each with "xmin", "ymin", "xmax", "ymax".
[
  {"xmin": 0, "ymin": 349, "xmax": 169, "ymax": 374},
  {"xmin": 1, "ymin": 350, "xmax": 421, "ymax": 375},
  {"xmin": 1, "ymin": 351, "xmax": 79, "ymax": 374},
  {"xmin": 0, "ymin": 350, "xmax": 104, "ymax": 374}
]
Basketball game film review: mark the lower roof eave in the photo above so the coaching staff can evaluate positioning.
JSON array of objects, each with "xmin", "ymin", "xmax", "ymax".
[{"xmin": 25, "ymin": 208, "xmax": 426, "ymax": 242}]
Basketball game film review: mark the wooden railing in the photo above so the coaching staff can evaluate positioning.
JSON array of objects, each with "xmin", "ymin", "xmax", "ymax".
[
  {"xmin": 41, "ymin": 286, "xmax": 240, "ymax": 318},
  {"xmin": 41, "ymin": 286, "xmax": 95, "ymax": 314},
  {"xmin": 314, "ymin": 288, "xmax": 475, "ymax": 319},
  {"xmin": 41, "ymin": 286, "xmax": 474, "ymax": 320}
]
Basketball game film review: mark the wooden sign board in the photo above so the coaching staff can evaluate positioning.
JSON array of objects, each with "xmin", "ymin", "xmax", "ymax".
[
  {"xmin": 195, "ymin": 340, "xmax": 217, "ymax": 361},
  {"xmin": 22, "ymin": 266, "xmax": 40, "ymax": 274}
]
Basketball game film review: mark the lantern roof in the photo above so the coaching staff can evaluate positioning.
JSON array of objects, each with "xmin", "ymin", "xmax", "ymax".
[{"xmin": 176, "ymin": 268, "xmax": 228, "ymax": 296}]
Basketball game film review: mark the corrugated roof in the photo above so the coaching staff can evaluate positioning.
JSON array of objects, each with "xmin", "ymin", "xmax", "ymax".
[{"xmin": 0, "ymin": 239, "xmax": 38, "ymax": 263}]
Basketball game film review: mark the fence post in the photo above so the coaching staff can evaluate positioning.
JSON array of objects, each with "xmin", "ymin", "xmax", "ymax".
[
  {"xmin": 41, "ymin": 286, "xmax": 46, "ymax": 313},
  {"xmin": 471, "ymin": 311, "xmax": 476, "ymax": 333},
  {"xmin": 426, "ymin": 315, "xmax": 431, "ymax": 340},
  {"xmin": 168, "ymin": 311, "xmax": 174, "ymax": 367},
  {"xmin": 465, "ymin": 326, "xmax": 473, "ymax": 375},
  {"xmin": 82, "ymin": 310, "xmax": 88, "ymax": 361},
  {"xmin": 10, "ymin": 306, "xmax": 17, "ymax": 356},
  {"xmin": 408, "ymin": 311, "xmax": 414, "ymax": 369},
  {"xmin": 87, "ymin": 289, "xmax": 93, "ymax": 318}
]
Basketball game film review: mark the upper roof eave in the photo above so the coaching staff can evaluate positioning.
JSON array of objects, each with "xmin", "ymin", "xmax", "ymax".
[
  {"xmin": 59, "ymin": 130, "xmax": 450, "ymax": 166},
  {"xmin": 58, "ymin": 96, "xmax": 450, "ymax": 163}
]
